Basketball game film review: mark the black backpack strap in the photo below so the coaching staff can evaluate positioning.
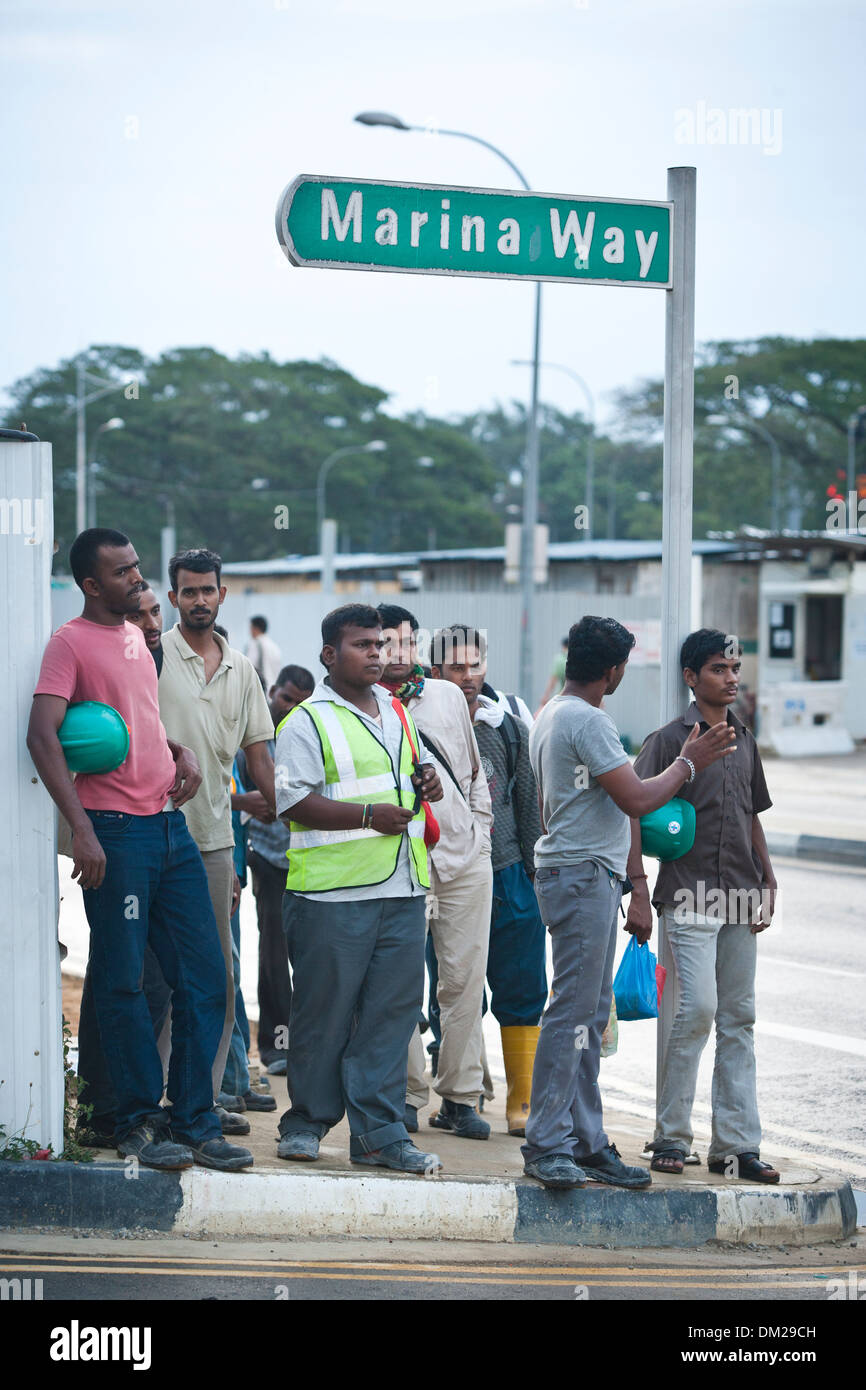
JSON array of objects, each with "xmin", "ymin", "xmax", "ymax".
[
  {"xmin": 506, "ymin": 692, "xmax": 520, "ymax": 717},
  {"xmin": 496, "ymin": 712, "xmax": 520, "ymax": 805},
  {"xmin": 419, "ymin": 733, "xmax": 466, "ymax": 800}
]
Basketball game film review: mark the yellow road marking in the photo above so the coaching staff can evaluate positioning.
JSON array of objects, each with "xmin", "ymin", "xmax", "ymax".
[
  {"xmin": 0, "ymin": 1262, "xmax": 842, "ymax": 1289},
  {"xmin": 0, "ymin": 1254, "xmax": 852, "ymax": 1278}
]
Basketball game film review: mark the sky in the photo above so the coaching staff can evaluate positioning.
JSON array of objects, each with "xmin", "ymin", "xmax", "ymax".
[{"xmin": 2, "ymin": 0, "xmax": 864, "ymax": 430}]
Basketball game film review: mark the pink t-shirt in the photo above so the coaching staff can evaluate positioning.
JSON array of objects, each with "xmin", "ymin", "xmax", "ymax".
[{"xmin": 34, "ymin": 616, "xmax": 177, "ymax": 815}]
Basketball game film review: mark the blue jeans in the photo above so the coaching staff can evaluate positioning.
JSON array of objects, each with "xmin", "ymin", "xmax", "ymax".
[
  {"xmin": 221, "ymin": 908, "xmax": 251, "ymax": 1097},
  {"xmin": 82, "ymin": 809, "xmax": 225, "ymax": 1144}
]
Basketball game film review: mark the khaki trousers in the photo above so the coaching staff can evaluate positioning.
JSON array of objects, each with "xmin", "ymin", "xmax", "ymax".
[
  {"xmin": 406, "ymin": 855, "xmax": 493, "ymax": 1109},
  {"xmin": 200, "ymin": 847, "xmax": 236, "ymax": 1100}
]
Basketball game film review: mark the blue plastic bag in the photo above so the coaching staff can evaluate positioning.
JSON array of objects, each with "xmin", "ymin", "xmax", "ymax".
[{"xmin": 612, "ymin": 936, "xmax": 659, "ymax": 1021}]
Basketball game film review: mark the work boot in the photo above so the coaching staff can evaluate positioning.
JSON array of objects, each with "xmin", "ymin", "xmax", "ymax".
[
  {"xmin": 429, "ymin": 1099, "xmax": 490, "ymax": 1140},
  {"xmin": 351, "ymin": 1141, "xmax": 443, "ymax": 1174},
  {"xmin": 276, "ymin": 1131, "xmax": 320, "ymax": 1161},
  {"xmin": 172, "ymin": 1134, "xmax": 254, "ymax": 1171},
  {"xmin": 116, "ymin": 1123, "xmax": 194, "ymax": 1171},
  {"xmin": 216, "ymin": 1091, "xmax": 247, "ymax": 1113},
  {"xmin": 581, "ymin": 1142, "xmax": 651, "ymax": 1189},
  {"xmin": 216, "ymin": 1105, "xmax": 250, "ymax": 1136},
  {"xmin": 501, "ymin": 1024, "xmax": 540, "ymax": 1137},
  {"xmin": 524, "ymin": 1154, "xmax": 586, "ymax": 1189},
  {"xmin": 241, "ymin": 1089, "xmax": 277, "ymax": 1113}
]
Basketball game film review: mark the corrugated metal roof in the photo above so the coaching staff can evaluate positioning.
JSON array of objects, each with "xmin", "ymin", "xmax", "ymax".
[{"xmin": 221, "ymin": 538, "xmax": 741, "ymax": 576}]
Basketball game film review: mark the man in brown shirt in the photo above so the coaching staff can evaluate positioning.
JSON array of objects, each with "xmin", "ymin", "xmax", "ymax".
[{"xmin": 626, "ymin": 629, "xmax": 779, "ymax": 1184}]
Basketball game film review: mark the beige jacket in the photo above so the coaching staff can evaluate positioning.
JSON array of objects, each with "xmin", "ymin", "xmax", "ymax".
[{"xmin": 405, "ymin": 678, "xmax": 492, "ymax": 884}]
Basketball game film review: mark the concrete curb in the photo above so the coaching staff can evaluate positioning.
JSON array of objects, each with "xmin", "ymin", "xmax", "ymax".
[
  {"xmin": 1, "ymin": 1160, "xmax": 856, "ymax": 1248},
  {"xmin": 766, "ymin": 831, "xmax": 866, "ymax": 868}
]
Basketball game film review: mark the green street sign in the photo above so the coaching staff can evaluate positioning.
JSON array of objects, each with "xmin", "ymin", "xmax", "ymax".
[{"xmin": 276, "ymin": 176, "xmax": 672, "ymax": 289}]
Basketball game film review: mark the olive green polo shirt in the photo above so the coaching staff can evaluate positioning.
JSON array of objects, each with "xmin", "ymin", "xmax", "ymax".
[{"xmin": 158, "ymin": 624, "xmax": 274, "ymax": 853}]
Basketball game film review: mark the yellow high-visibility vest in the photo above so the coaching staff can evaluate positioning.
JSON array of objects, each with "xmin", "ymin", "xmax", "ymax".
[{"xmin": 279, "ymin": 698, "xmax": 429, "ymax": 893}]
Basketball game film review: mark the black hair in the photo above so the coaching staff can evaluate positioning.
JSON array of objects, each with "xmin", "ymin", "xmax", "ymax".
[
  {"xmin": 250, "ymin": 615, "xmax": 267, "ymax": 633},
  {"xmin": 321, "ymin": 603, "xmax": 381, "ymax": 651},
  {"xmin": 69, "ymin": 528, "xmax": 131, "ymax": 590},
  {"xmin": 680, "ymin": 628, "xmax": 740, "ymax": 676},
  {"xmin": 169, "ymin": 547, "xmax": 222, "ymax": 592},
  {"xmin": 377, "ymin": 603, "xmax": 419, "ymax": 633},
  {"xmin": 275, "ymin": 663, "xmax": 315, "ymax": 692},
  {"xmin": 214, "ymin": 623, "xmax": 229, "ymax": 640},
  {"xmin": 430, "ymin": 622, "xmax": 487, "ymax": 667},
  {"xmin": 565, "ymin": 615, "xmax": 635, "ymax": 683}
]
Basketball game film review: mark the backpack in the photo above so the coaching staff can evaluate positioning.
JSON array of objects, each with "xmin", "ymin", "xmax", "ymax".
[{"xmin": 496, "ymin": 709, "xmax": 521, "ymax": 806}]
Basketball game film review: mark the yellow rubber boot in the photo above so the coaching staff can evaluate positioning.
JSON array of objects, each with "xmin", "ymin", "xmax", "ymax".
[{"xmin": 501, "ymin": 1025, "xmax": 540, "ymax": 1137}]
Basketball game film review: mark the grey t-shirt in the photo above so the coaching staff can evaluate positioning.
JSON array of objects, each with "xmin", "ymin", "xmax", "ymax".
[{"xmin": 529, "ymin": 694, "xmax": 630, "ymax": 877}]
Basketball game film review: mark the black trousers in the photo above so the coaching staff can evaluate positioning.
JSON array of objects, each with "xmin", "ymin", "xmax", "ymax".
[{"xmin": 248, "ymin": 851, "xmax": 293, "ymax": 1065}]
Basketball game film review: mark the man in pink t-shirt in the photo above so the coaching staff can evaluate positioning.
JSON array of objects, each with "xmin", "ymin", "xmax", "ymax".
[{"xmin": 28, "ymin": 527, "xmax": 253, "ymax": 1174}]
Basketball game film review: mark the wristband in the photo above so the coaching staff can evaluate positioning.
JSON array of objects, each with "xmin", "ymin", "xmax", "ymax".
[{"xmin": 676, "ymin": 756, "xmax": 696, "ymax": 783}]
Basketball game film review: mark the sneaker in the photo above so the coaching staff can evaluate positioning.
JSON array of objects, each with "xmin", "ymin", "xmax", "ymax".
[
  {"xmin": 241, "ymin": 1089, "xmax": 277, "ymax": 1113},
  {"xmin": 216, "ymin": 1091, "xmax": 247, "ymax": 1113},
  {"xmin": 351, "ymin": 1141, "xmax": 443, "ymax": 1174},
  {"xmin": 429, "ymin": 1099, "xmax": 490, "ymax": 1140},
  {"xmin": 172, "ymin": 1135, "xmax": 253, "ymax": 1171},
  {"xmin": 266, "ymin": 1058, "xmax": 288, "ymax": 1076},
  {"xmin": 404, "ymin": 1104, "xmax": 419, "ymax": 1134},
  {"xmin": 524, "ymin": 1154, "xmax": 587, "ymax": 1189},
  {"xmin": 216, "ymin": 1105, "xmax": 250, "ymax": 1136},
  {"xmin": 277, "ymin": 1131, "xmax": 320, "ymax": 1161},
  {"xmin": 581, "ymin": 1142, "xmax": 652, "ymax": 1189},
  {"xmin": 116, "ymin": 1123, "xmax": 194, "ymax": 1171}
]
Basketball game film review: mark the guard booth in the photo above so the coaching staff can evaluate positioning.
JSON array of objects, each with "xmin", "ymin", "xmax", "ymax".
[{"xmin": 756, "ymin": 534, "xmax": 866, "ymax": 755}]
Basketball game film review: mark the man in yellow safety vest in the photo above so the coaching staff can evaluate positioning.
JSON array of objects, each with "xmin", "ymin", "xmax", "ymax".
[{"xmin": 273, "ymin": 603, "xmax": 446, "ymax": 1173}]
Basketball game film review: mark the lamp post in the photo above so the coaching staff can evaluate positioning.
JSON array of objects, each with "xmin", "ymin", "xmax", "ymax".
[
  {"xmin": 317, "ymin": 440, "xmax": 386, "ymax": 593},
  {"xmin": 86, "ymin": 417, "xmax": 124, "ymax": 528},
  {"xmin": 706, "ymin": 412, "xmax": 782, "ymax": 531},
  {"xmin": 355, "ymin": 110, "xmax": 542, "ymax": 703},
  {"xmin": 512, "ymin": 359, "xmax": 595, "ymax": 539},
  {"xmin": 72, "ymin": 357, "xmax": 134, "ymax": 535}
]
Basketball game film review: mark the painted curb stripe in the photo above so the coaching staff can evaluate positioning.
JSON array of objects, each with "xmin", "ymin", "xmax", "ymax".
[{"xmin": 0, "ymin": 1162, "xmax": 855, "ymax": 1248}]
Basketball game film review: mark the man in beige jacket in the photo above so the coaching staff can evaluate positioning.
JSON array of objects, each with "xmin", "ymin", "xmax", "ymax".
[{"xmin": 378, "ymin": 605, "xmax": 493, "ymax": 1140}]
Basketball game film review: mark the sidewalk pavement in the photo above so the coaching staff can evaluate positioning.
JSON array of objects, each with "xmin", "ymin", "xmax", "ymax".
[
  {"xmin": 1, "ymin": 1077, "xmax": 856, "ymax": 1249},
  {"xmin": 759, "ymin": 749, "xmax": 866, "ymax": 866}
]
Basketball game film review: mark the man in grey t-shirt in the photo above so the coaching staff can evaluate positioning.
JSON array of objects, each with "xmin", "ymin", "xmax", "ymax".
[{"xmin": 522, "ymin": 616, "xmax": 737, "ymax": 1191}]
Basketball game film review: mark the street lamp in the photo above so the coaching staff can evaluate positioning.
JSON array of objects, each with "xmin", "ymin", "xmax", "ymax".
[
  {"xmin": 706, "ymin": 412, "xmax": 781, "ymax": 531},
  {"xmin": 355, "ymin": 110, "xmax": 542, "ymax": 704},
  {"xmin": 513, "ymin": 359, "xmax": 596, "ymax": 540},
  {"xmin": 317, "ymin": 440, "xmax": 386, "ymax": 593},
  {"xmin": 86, "ymin": 417, "xmax": 124, "ymax": 529},
  {"xmin": 71, "ymin": 357, "xmax": 135, "ymax": 535}
]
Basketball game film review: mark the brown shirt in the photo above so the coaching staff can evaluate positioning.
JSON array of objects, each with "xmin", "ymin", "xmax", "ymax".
[{"xmin": 633, "ymin": 703, "xmax": 772, "ymax": 921}]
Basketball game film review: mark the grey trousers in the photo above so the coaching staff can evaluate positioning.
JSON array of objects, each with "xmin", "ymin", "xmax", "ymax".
[
  {"xmin": 200, "ymin": 847, "xmax": 236, "ymax": 1101},
  {"xmin": 278, "ymin": 891, "xmax": 427, "ymax": 1157},
  {"xmin": 522, "ymin": 861, "xmax": 621, "ymax": 1164},
  {"xmin": 653, "ymin": 907, "xmax": 761, "ymax": 1162}
]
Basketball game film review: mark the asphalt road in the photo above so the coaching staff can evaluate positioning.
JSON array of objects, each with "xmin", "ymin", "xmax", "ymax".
[
  {"xmin": 594, "ymin": 855, "xmax": 866, "ymax": 1183},
  {"xmin": 3, "ymin": 1238, "xmax": 864, "ymax": 1302}
]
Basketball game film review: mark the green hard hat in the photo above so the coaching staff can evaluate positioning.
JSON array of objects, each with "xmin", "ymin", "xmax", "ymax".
[
  {"xmin": 640, "ymin": 797, "xmax": 696, "ymax": 862},
  {"xmin": 57, "ymin": 701, "xmax": 130, "ymax": 774}
]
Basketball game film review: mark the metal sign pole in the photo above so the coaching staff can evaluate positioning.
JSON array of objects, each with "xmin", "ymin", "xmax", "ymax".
[{"xmin": 657, "ymin": 166, "xmax": 697, "ymax": 1100}]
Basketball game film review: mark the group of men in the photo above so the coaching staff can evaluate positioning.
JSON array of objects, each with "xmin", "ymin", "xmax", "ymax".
[{"xmin": 27, "ymin": 526, "xmax": 780, "ymax": 1188}]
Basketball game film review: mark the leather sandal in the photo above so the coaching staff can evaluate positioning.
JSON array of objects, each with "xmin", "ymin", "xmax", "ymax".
[{"xmin": 708, "ymin": 1151, "xmax": 780, "ymax": 1183}]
